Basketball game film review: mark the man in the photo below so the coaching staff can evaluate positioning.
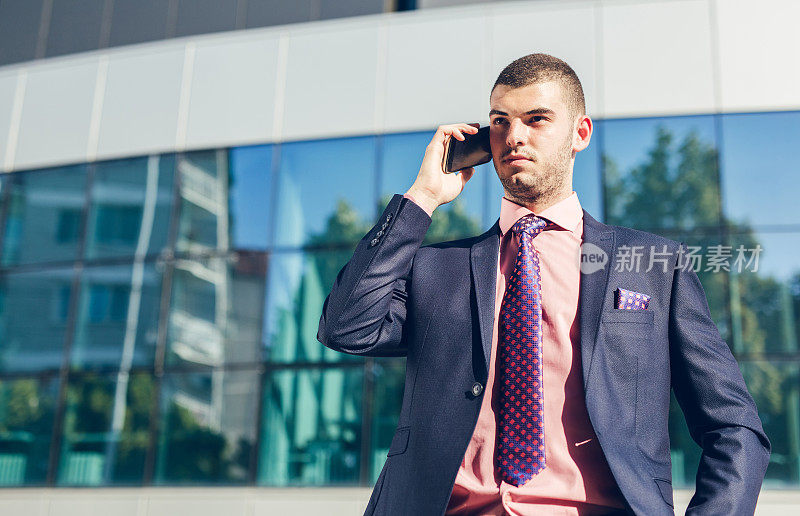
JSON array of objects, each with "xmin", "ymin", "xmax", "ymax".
[{"xmin": 317, "ymin": 54, "xmax": 770, "ymax": 515}]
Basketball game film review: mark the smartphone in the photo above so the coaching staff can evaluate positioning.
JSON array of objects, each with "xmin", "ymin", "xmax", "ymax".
[{"xmin": 442, "ymin": 125, "xmax": 492, "ymax": 173}]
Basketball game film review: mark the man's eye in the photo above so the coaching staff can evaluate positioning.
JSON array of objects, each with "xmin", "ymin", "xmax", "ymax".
[
  {"xmin": 492, "ymin": 119, "xmax": 506, "ymax": 125},
  {"xmin": 531, "ymin": 116, "xmax": 544, "ymax": 123}
]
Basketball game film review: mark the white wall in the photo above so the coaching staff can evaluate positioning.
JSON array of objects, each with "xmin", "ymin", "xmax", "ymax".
[{"xmin": 0, "ymin": 0, "xmax": 798, "ymax": 172}]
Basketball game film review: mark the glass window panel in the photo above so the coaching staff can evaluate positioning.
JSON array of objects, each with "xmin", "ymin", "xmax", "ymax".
[
  {"xmin": 0, "ymin": 267, "xmax": 75, "ymax": 373},
  {"xmin": 257, "ymin": 367, "xmax": 362, "ymax": 486},
  {"xmin": 274, "ymin": 136, "xmax": 376, "ymax": 248},
  {"xmin": 264, "ymin": 250, "xmax": 360, "ymax": 363},
  {"xmin": 229, "ymin": 145, "xmax": 272, "ymax": 250},
  {"xmin": 166, "ymin": 253, "xmax": 266, "ymax": 368},
  {"xmin": 369, "ymin": 359, "xmax": 404, "ymax": 483},
  {"xmin": 245, "ymin": 0, "xmax": 313, "ymax": 28},
  {"xmin": 319, "ymin": 0, "xmax": 384, "ymax": 19},
  {"xmin": 155, "ymin": 370, "xmax": 258, "ymax": 484},
  {"xmin": 2, "ymin": 165, "xmax": 88, "ymax": 266},
  {"xmin": 176, "ymin": 151, "xmax": 224, "ymax": 254},
  {"xmin": 108, "ymin": 0, "xmax": 169, "ymax": 47},
  {"xmin": 174, "ymin": 0, "xmax": 237, "ymax": 38},
  {"xmin": 70, "ymin": 263, "xmax": 163, "ymax": 371},
  {"xmin": 177, "ymin": 149, "xmax": 271, "ymax": 254},
  {"xmin": 86, "ymin": 155, "xmax": 175, "ymax": 260},
  {"xmin": 668, "ymin": 391, "xmax": 701, "ymax": 488},
  {"xmin": 728, "ymin": 231, "xmax": 800, "ymax": 355},
  {"xmin": 0, "ymin": 0, "xmax": 44, "ymax": 66},
  {"xmin": 57, "ymin": 373, "xmax": 153, "ymax": 486},
  {"xmin": 0, "ymin": 375, "xmax": 59, "ymax": 486},
  {"xmin": 720, "ymin": 111, "xmax": 800, "ymax": 227},
  {"xmin": 381, "ymin": 131, "xmax": 483, "ymax": 244},
  {"xmin": 45, "ymin": 0, "xmax": 105, "ymax": 57},
  {"xmin": 740, "ymin": 360, "xmax": 800, "ymax": 486},
  {"xmin": 602, "ymin": 115, "xmax": 720, "ymax": 232}
]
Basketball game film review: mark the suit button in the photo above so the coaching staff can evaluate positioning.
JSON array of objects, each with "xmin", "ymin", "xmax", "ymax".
[
  {"xmin": 386, "ymin": 213, "xmax": 393, "ymax": 221},
  {"xmin": 381, "ymin": 222, "xmax": 388, "ymax": 230},
  {"xmin": 471, "ymin": 382, "xmax": 483, "ymax": 397},
  {"xmin": 376, "ymin": 230, "xmax": 384, "ymax": 237},
  {"xmin": 370, "ymin": 238, "xmax": 379, "ymax": 246}
]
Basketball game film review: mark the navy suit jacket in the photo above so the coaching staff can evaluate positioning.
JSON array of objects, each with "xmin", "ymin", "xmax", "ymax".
[{"xmin": 317, "ymin": 193, "xmax": 770, "ymax": 515}]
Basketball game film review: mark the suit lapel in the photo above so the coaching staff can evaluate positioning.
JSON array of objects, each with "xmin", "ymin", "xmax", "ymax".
[
  {"xmin": 470, "ymin": 219, "xmax": 501, "ymax": 373},
  {"xmin": 469, "ymin": 210, "xmax": 615, "ymax": 385},
  {"xmin": 578, "ymin": 209, "xmax": 615, "ymax": 391}
]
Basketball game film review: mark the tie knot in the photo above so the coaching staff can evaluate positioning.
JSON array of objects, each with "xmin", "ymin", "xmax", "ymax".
[{"xmin": 511, "ymin": 214, "xmax": 553, "ymax": 239}]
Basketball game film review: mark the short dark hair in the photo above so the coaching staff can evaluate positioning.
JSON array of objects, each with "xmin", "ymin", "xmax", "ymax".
[{"xmin": 491, "ymin": 53, "xmax": 585, "ymax": 119}]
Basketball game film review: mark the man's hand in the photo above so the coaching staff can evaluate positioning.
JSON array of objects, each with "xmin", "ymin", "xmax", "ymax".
[{"xmin": 405, "ymin": 123, "xmax": 480, "ymax": 215}]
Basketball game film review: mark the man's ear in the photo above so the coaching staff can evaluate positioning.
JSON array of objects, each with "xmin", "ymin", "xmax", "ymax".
[{"xmin": 573, "ymin": 115, "xmax": 592, "ymax": 152}]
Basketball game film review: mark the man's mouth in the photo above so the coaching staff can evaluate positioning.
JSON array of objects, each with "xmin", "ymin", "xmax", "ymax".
[{"xmin": 504, "ymin": 155, "xmax": 532, "ymax": 164}]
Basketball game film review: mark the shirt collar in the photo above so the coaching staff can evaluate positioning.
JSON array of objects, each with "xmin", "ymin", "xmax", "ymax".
[{"xmin": 499, "ymin": 191, "xmax": 583, "ymax": 237}]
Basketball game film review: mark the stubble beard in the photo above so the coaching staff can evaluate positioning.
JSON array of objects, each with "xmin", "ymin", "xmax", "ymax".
[{"xmin": 499, "ymin": 133, "xmax": 574, "ymax": 206}]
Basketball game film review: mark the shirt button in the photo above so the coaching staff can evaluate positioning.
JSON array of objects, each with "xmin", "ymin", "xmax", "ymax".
[{"xmin": 471, "ymin": 382, "xmax": 483, "ymax": 397}]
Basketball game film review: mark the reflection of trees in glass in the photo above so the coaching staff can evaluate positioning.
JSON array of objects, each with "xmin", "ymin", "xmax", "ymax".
[
  {"xmin": 0, "ymin": 378, "xmax": 56, "ymax": 484},
  {"xmin": 59, "ymin": 374, "xmax": 151, "ymax": 484},
  {"xmin": 604, "ymin": 124, "xmax": 799, "ymax": 485},
  {"xmin": 263, "ymin": 187, "xmax": 482, "ymax": 483},
  {"xmin": 161, "ymin": 401, "xmax": 229, "ymax": 482}
]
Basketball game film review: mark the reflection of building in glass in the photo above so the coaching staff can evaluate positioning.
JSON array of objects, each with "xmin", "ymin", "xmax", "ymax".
[{"xmin": 0, "ymin": 0, "xmax": 799, "ymax": 512}]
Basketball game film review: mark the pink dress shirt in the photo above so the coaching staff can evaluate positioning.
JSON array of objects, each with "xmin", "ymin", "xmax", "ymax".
[{"xmin": 403, "ymin": 191, "xmax": 626, "ymax": 515}]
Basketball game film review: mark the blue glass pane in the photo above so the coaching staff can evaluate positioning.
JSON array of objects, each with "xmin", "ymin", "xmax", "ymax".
[
  {"xmin": 740, "ymin": 361, "xmax": 800, "ymax": 487},
  {"xmin": 45, "ymin": 0, "xmax": 104, "ymax": 57},
  {"xmin": 274, "ymin": 136, "xmax": 376, "ymax": 248},
  {"xmin": 573, "ymin": 121, "xmax": 603, "ymax": 221},
  {"xmin": 86, "ymin": 155, "xmax": 175, "ymax": 260},
  {"xmin": 2, "ymin": 165, "xmax": 88, "ymax": 266},
  {"xmin": 257, "ymin": 367, "xmax": 362, "ymax": 486},
  {"xmin": 0, "ymin": 267, "xmax": 74, "ymax": 373},
  {"xmin": 154, "ymin": 370, "xmax": 258, "ymax": 484},
  {"xmin": 728, "ymin": 231, "xmax": 800, "ymax": 355},
  {"xmin": 0, "ymin": 0, "xmax": 44, "ymax": 66},
  {"xmin": 720, "ymin": 111, "xmax": 800, "ymax": 227},
  {"xmin": 381, "ymin": 130, "xmax": 483, "ymax": 243},
  {"xmin": 71, "ymin": 263, "xmax": 163, "ymax": 371},
  {"xmin": 177, "ymin": 149, "xmax": 272, "ymax": 253},
  {"xmin": 369, "ymin": 359, "xmax": 404, "ymax": 482},
  {"xmin": 0, "ymin": 376, "xmax": 60, "ymax": 485},
  {"xmin": 264, "ymin": 250, "xmax": 360, "ymax": 363},
  {"xmin": 166, "ymin": 254, "xmax": 266, "ymax": 367},
  {"xmin": 601, "ymin": 115, "xmax": 720, "ymax": 231},
  {"xmin": 57, "ymin": 373, "xmax": 153, "ymax": 486},
  {"xmin": 229, "ymin": 145, "xmax": 273, "ymax": 250},
  {"xmin": 109, "ymin": 0, "xmax": 170, "ymax": 47}
]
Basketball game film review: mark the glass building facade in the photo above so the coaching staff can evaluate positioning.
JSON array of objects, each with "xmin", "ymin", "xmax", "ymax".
[{"xmin": 0, "ymin": 111, "xmax": 798, "ymax": 489}]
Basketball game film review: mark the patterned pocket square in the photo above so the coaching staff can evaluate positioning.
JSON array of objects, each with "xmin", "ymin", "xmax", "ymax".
[{"xmin": 616, "ymin": 287, "xmax": 651, "ymax": 310}]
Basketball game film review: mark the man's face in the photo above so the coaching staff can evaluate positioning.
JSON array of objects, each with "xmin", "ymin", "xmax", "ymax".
[{"xmin": 489, "ymin": 81, "xmax": 577, "ymax": 203}]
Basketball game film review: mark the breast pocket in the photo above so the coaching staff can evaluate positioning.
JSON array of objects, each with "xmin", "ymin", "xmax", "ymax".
[{"xmin": 598, "ymin": 310, "xmax": 655, "ymax": 442}]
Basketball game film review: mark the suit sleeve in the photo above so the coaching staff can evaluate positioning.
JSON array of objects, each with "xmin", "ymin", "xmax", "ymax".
[
  {"xmin": 669, "ymin": 243, "xmax": 771, "ymax": 515},
  {"xmin": 316, "ymin": 193, "xmax": 432, "ymax": 357}
]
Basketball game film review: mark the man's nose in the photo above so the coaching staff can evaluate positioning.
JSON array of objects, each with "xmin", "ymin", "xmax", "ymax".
[{"xmin": 505, "ymin": 119, "xmax": 528, "ymax": 148}]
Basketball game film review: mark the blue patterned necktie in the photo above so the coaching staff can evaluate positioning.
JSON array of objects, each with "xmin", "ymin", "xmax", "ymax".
[{"xmin": 497, "ymin": 214, "xmax": 553, "ymax": 486}]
